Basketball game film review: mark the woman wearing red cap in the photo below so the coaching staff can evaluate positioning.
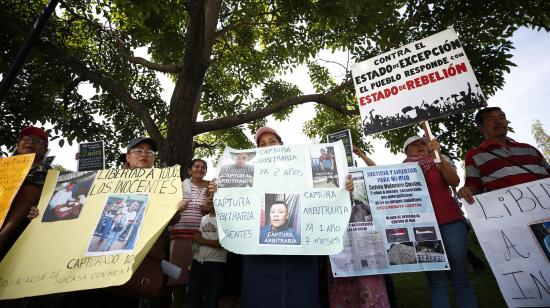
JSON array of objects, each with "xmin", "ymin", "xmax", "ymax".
[
  {"xmin": 0, "ymin": 127, "xmax": 51, "ymax": 259},
  {"xmin": 209, "ymin": 126, "xmax": 355, "ymax": 308}
]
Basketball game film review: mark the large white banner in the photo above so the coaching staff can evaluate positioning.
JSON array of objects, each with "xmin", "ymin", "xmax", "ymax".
[
  {"xmin": 330, "ymin": 164, "xmax": 449, "ymax": 276},
  {"xmin": 214, "ymin": 142, "xmax": 352, "ymax": 255},
  {"xmin": 464, "ymin": 178, "xmax": 550, "ymax": 307},
  {"xmin": 352, "ymin": 27, "xmax": 486, "ymax": 135}
]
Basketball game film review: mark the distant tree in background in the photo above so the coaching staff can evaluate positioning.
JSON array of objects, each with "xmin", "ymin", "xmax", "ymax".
[{"xmin": 532, "ymin": 119, "xmax": 550, "ymax": 161}]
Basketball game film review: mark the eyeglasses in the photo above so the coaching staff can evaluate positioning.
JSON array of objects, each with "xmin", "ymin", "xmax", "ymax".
[
  {"xmin": 129, "ymin": 148, "xmax": 156, "ymax": 157},
  {"xmin": 20, "ymin": 136, "xmax": 46, "ymax": 146}
]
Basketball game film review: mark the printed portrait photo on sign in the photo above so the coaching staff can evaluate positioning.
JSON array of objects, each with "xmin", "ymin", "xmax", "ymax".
[
  {"xmin": 86, "ymin": 193, "xmax": 149, "ymax": 255},
  {"xmin": 218, "ymin": 151, "xmax": 256, "ymax": 188},
  {"xmin": 528, "ymin": 219, "xmax": 550, "ymax": 263},
  {"xmin": 259, "ymin": 193, "xmax": 301, "ymax": 246},
  {"xmin": 42, "ymin": 171, "xmax": 96, "ymax": 222},
  {"xmin": 415, "ymin": 240, "xmax": 447, "ymax": 263},
  {"xmin": 310, "ymin": 146, "xmax": 339, "ymax": 188},
  {"xmin": 350, "ymin": 171, "xmax": 372, "ymax": 223}
]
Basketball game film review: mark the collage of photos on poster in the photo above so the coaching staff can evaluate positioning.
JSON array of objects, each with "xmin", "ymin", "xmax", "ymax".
[
  {"xmin": 309, "ymin": 145, "xmax": 340, "ymax": 188},
  {"xmin": 217, "ymin": 150, "xmax": 257, "ymax": 188},
  {"xmin": 259, "ymin": 193, "xmax": 301, "ymax": 246},
  {"xmin": 86, "ymin": 193, "xmax": 149, "ymax": 255},
  {"xmin": 385, "ymin": 225, "xmax": 446, "ymax": 265},
  {"xmin": 42, "ymin": 171, "xmax": 96, "ymax": 222}
]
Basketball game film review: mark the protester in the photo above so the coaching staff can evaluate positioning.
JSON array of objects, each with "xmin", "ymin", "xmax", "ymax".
[
  {"xmin": 208, "ymin": 126, "xmax": 354, "ymax": 308},
  {"xmin": 0, "ymin": 127, "xmax": 51, "ymax": 260},
  {"xmin": 168, "ymin": 158, "xmax": 209, "ymax": 308},
  {"xmin": 328, "ymin": 145, "xmax": 391, "ymax": 308},
  {"xmin": 187, "ymin": 194, "xmax": 227, "ymax": 308},
  {"xmin": 458, "ymin": 107, "xmax": 550, "ymax": 203},
  {"xmin": 403, "ymin": 135, "xmax": 478, "ymax": 308},
  {"xmin": 62, "ymin": 137, "xmax": 186, "ymax": 308}
]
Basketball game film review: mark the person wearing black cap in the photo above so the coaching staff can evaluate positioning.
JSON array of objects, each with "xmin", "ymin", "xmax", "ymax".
[
  {"xmin": 0, "ymin": 127, "xmax": 51, "ymax": 259},
  {"xmin": 125, "ymin": 137, "xmax": 158, "ymax": 169}
]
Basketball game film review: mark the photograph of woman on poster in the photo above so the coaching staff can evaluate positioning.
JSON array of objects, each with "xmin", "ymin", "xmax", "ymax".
[{"xmin": 259, "ymin": 193, "xmax": 301, "ymax": 245}]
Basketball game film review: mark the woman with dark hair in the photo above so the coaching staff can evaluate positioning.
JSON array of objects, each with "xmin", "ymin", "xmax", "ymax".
[{"xmin": 168, "ymin": 158, "xmax": 210, "ymax": 308}]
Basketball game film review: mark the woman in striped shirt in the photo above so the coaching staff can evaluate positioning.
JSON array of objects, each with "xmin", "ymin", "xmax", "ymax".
[{"xmin": 169, "ymin": 159, "xmax": 210, "ymax": 308}]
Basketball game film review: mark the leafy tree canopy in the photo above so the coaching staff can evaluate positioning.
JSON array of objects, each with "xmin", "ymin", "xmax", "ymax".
[{"xmin": 1, "ymin": 0, "xmax": 549, "ymax": 167}]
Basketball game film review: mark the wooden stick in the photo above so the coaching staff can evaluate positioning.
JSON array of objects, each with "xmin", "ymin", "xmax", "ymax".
[{"xmin": 420, "ymin": 120, "xmax": 441, "ymax": 163}]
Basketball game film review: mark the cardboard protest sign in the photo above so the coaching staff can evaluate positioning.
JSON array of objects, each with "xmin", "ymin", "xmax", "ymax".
[
  {"xmin": 78, "ymin": 141, "xmax": 105, "ymax": 171},
  {"xmin": 330, "ymin": 163, "xmax": 449, "ymax": 276},
  {"xmin": 464, "ymin": 178, "xmax": 550, "ymax": 307},
  {"xmin": 327, "ymin": 129, "xmax": 354, "ymax": 167},
  {"xmin": 352, "ymin": 27, "xmax": 486, "ymax": 135},
  {"xmin": 0, "ymin": 154, "xmax": 35, "ymax": 226},
  {"xmin": 0, "ymin": 166, "xmax": 181, "ymax": 299},
  {"xmin": 214, "ymin": 142, "xmax": 352, "ymax": 255}
]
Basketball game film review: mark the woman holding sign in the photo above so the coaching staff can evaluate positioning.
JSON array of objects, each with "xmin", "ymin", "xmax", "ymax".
[
  {"xmin": 209, "ymin": 126, "xmax": 356, "ymax": 308},
  {"xmin": 403, "ymin": 136, "xmax": 478, "ymax": 308},
  {"xmin": 0, "ymin": 127, "xmax": 51, "ymax": 260}
]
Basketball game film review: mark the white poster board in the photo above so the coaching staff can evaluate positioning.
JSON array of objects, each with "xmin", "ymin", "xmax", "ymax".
[
  {"xmin": 330, "ymin": 164, "xmax": 449, "ymax": 276},
  {"xmin": 352, "ymin": 27, "xmax": 486, "ymax": 135},
  {"xmin": 214, "ymin": 142, "xmax": 352, "ymax": 255},
  {"xmin": 464, "ymin": 178, "xmax": 550, "ymax": 307}
]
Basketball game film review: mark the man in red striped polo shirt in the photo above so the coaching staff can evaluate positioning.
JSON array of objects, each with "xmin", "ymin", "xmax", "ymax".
[{"xmin": 458, "ymin": 107, "xmax": 550, "ymax": 204}]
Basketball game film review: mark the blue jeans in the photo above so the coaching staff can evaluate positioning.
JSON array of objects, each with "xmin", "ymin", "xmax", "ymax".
[
  {"xmin": 188, "ymin": 260, "xmax": 225, "ymax": 308},
  {"xmin": 426, "ymin": 220, "xmax": 478, "ymax": 308}
]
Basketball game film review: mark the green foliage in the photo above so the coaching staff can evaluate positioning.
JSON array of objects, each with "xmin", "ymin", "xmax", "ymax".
[
  {"xmin": 1, "ymin": 0, "xmax": 549, "ymax": 165},
  {"xmin": 532, "ymin": 119, "xmax": 550, "ymax": 161}
]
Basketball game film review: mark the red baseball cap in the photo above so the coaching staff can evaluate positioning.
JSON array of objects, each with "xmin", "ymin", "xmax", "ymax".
[
  {"xmin": 19, "ymin": 126, "xmax": 49, "ymax": 148},
  {"xmin": 255, "ymin": 127, "xmax": 281, "ymax": 145}
]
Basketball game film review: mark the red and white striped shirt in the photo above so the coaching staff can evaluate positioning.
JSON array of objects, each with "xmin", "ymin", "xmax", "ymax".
[
  {"xmin": 464, "ymin": 139, "xmax": 550, "ymax": 193},
  {"xmin": 170, "ymin": 180, "xmax": 208, "ymax": 239}
]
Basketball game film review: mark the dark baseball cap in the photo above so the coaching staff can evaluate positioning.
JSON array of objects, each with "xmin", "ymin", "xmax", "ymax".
[{"xmin": 127, "ymin": 137, "xmax": 157, "ymax": 152}]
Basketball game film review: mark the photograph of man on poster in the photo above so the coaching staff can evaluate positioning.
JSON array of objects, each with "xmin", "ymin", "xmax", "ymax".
[
  {"xmin": 310, "ymin": 146, "xmax": 339, "ymax": 188},
  {"xmin": 87, "ymin": 193, "xmax": 148, "ymax": 255},
  {"xmin": 42, "ymin": 171, "xmax": 96, "ymax": 222},
  {"xmin": 218, "ymin": 151, "xmax": 256, "ymax": 188},
  {"xmin": 259, "ymin": 193, "xmax": 301, "ymax": 245}
]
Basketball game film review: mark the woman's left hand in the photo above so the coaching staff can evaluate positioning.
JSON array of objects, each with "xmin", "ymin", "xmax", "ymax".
[
  {"xmin": 427, "ymin": 139, "xmax": 441, "ymax": 153},
  {"xmin": 345, "ymin": 174, "xmax": 354, "ymax": 192}
]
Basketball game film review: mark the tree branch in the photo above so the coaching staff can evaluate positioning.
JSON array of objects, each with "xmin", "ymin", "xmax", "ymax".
[
  {"xmin": 194, "ymin": 91, "xmax": 358, "ymax": 134},
  {"xmin": 114, "ymin": 38, "xmax": 185, "ymax": 73},
  {"xmin": 0, "ymin": 17, "xmax": 164, "ymax": 145}
]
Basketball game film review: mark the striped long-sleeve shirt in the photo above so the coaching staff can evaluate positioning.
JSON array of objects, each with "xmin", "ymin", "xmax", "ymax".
[
  {"xmin": 170, "ymin": 181, "xmax": 208, "ymax": 239},
  {"xmin": 464, "ymin": 139, "xmax": 550, "ymax": 193}
]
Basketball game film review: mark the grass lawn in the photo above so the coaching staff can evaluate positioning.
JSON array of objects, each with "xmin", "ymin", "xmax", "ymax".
[{"xmin": 391, "ymin": 231, "xmax": 506, "ymax": 307}]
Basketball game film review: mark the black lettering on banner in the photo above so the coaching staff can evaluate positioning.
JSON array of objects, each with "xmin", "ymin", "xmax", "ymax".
[
  {"xmin": 529, "ymin": 271, "xmax": 550, "ymax": 300},
  {"xmin": 506, "ymin": 188, "xmax": 537, "ymax": 212},
  {"xmin": 501, "ymin": 230, "xmax": 530, "ymax": 261},
  {"xmin": 502, "ymin": 271, "xmax": 534, "ymax": 300},
  {"xmin": 475, "ymin": 196, "xmax": 506, "ymax": 220}
]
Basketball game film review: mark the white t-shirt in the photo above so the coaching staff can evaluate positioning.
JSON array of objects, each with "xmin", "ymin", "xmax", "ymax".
[
  {"xmin": 193, "ymin": 215, "xmax": 227, "ymax": 263},
  {"xmin": 48, "ymin": 190, "xmax": 74, "ymax": 209}
]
